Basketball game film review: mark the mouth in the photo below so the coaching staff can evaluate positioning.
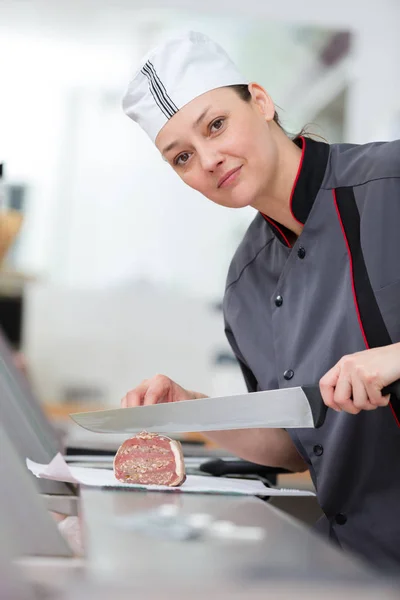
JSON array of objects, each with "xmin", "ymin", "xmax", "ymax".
[{"xmin": 218, "ymin": 166, "xmax": 242, "ymax": 188}]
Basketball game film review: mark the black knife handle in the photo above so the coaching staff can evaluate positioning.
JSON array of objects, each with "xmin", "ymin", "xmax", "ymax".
[
  {"xmin": 382, "ymin": 379, "xmax": 400, "ymax": 400},
  {"xmin": 302, "ymin": 386, "xmax": 328, "ymax": 428},
  {"xmin": 303, "ymin": 378, "xmax": 400, "ymax": 428}
]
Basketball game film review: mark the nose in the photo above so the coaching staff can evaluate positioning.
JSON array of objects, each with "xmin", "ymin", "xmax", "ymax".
[{"xmin": 198, "ymin": 145, "xmax": 224, "ymax": 172}]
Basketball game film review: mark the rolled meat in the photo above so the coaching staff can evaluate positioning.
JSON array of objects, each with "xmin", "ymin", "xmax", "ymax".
[{"xmin": 113, "ymin": 431, "xmax": 186, "ymax": 486}]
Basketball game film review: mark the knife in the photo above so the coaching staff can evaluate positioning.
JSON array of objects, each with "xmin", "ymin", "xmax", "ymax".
[{"xmin": 70, "ymin": 381, "xmax": 400, "ymax": 435}]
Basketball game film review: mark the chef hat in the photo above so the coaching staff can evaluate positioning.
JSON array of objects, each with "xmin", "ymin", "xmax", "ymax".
[{"xmin": 123, "ymin": 31, "xmax": 248, "ymax": 143}]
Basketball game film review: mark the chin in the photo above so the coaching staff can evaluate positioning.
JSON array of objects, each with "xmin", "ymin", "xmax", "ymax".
[
  {"xmin": 207, "ymin": 189, "xmax": 253, "ymax": 210},
  {"xmin": 225, "ymin": 191, "xmax": 254, "ymax": 210},
  {"xmin": 228, "ymin": 200, "xmax": 252, "ymax": 210}
]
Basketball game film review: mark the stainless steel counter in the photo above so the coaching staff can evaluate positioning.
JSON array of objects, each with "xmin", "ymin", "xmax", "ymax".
[
  {"xmin": 15, "ymin": 486, "xmax": 400, "ymax": 598},
  {"xmin": 80, "ymin": 487, "xmax": 394, "ymax": 594}
]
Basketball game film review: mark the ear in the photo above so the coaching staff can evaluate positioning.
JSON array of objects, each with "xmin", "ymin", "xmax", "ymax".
[{"xmin": 248, "ymin": 83, "xmax": 275, "ymax": 122}]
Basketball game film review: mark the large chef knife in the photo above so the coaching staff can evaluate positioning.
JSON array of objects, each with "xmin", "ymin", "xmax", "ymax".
[{"xmin": 70, "ymin": 381, "xmax": 400, "ymax": 434}]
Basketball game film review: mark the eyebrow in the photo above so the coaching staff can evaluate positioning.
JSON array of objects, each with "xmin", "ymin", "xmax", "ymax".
[
  {"xmin": 161, "ymin": 105, "xmax": 213, "ymax": 156},
  {"xmin": 162, "ymin": 140, "xmax": 179, "ymax": 155},
  {"xmin": 194, "ymin": 105, "xmax": 212, "ymax": 128}
]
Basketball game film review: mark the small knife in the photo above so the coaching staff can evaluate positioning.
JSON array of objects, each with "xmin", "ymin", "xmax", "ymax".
[{"xmin": 70, "ymin": 381, "xmax": 400, "ymax": 435}]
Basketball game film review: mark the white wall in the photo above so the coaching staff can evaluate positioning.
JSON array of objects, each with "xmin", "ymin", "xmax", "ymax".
[
  {"xmin": 343, "ymin": 4, "xmax": 400, "ymax": 143},
  {"xmin": 0, "ymin": 30, "xmax": 144, "ymax": 281},
  {"xmin": 23, "ymin": 282, "xmax": 246, "ymax": 405}
]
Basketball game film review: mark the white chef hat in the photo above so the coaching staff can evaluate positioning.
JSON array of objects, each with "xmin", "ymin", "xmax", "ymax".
[{"xmin": 123, "ymin": 31, "xmax": 248, "ymax": 143}]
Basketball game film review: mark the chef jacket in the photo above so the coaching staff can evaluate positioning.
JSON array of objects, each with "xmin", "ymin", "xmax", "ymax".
[{"xmin": 223, "ymin": 136, "xmax": 400, "ymax": 571}]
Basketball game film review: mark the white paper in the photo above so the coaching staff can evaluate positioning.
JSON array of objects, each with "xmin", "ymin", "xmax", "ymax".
[{"xmin": 26, "ymin": 453, "xmax": 315, "ymax": 497}]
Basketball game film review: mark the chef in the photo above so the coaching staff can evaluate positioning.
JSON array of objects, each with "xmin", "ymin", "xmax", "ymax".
[{"xmin": 121, "ymin": 31, "xmax": 400, "ymax": 570}]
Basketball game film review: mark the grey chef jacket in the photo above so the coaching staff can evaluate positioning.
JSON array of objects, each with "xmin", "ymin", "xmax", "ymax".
[{"xmin": 223, "ymin": 136, "xmax": 400, "ymax": 571}]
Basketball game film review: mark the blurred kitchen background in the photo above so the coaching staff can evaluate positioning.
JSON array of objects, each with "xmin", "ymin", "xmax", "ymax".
[{"xmin": 0, "ymin": 0, "xmax": 399, "ymax": 416}]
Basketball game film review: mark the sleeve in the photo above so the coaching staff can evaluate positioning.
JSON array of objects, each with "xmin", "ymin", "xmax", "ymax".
[{"xmin": 224, "ymin": 320, "xmax": 258, "ymax": 393}]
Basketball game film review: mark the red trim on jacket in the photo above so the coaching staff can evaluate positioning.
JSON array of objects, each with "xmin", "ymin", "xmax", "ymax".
[{"xmin": 261, "ymin": 213, "xmax": 292, "ymax": 248}]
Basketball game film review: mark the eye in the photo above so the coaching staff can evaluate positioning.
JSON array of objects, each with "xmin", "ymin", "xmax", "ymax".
[
  {"xmin": 210, "ymin": 118, "xmax": 225, "ymax": 133},
  {"xmin": 174, "ymin": 152, "xmax": 191, "ymax": 166}
]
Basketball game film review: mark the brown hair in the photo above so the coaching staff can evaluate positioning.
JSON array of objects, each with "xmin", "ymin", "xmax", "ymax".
[{"xmin": 228, "ymin": 84, "xmax": 313, "ymax": 140}]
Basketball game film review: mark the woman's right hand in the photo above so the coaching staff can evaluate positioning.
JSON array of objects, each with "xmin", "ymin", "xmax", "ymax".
[{"xmin": 121, "ymin": 374, "xmax": 206, "ymax": 408}]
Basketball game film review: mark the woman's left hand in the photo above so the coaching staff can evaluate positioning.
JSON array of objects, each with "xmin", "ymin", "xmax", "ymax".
[{"xmin": 319, "ymin": 343, "xmax": 400, "ymax": 414}]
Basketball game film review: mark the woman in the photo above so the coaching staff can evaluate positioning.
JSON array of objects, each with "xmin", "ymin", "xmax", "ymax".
[{"xmin": 122, "ymin": 31, "xmax": 400, "ymax": 570}]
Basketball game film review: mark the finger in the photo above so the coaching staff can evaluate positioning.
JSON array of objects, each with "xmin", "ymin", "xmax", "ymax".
[
  {"xmin": 362, "ymin": 371, "xmax": 391, "ymax": 407},
  {"xmin": 333, "ymin": 375, "xmax": 360, "ymax": 414},
  {"xmin": 143, "ymin": 377, "xmax": 170, "ymax": 405},
  {"xmin": 319, "ymin": 365, "xmax": 343, "ymax": 412},
  {"xmin": 351, "ymin": 374, "xmax": 376, "ymax": 411},
  {"xmin": 122, "ymin": 381, "xmax": 149, "ymax": 407},
  {"xmin": 378, "ymin": 393, "xmax": 391, "ymax": 407}
]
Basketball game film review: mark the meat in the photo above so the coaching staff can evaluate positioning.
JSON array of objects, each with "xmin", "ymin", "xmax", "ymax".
[{"xmin": 113, "ymin": 431, "xmax": 186, "ymax": 486}]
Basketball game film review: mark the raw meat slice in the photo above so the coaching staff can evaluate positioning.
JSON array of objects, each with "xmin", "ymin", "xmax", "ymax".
[{"xmin": 113, "ymin": 431, "xmax": 186, "ymax": 486}]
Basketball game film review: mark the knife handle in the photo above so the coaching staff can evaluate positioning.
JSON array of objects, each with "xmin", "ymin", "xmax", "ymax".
[
  {"xmin": 303, "ymin": 379, "xmax": 400, "ymax": 429},
  {"xmin": 382, "ymin": 379, "xmax": 400, "ymax": 400},
  {"xmin": 302, "ymin": 386, "xmax": 328, "ymax": 428}
]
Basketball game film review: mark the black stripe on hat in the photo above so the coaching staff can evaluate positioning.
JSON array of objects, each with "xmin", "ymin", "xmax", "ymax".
[
  {"xmin": 142, "ymin": 62, "xmax": 176, "ymax": 118},
  {"xmin": 142, "ymin": 62, "xmax": 177, "ymax": 119},
  {"xmin": 147, "ymin": 61, "xmax": 178, "ymax": 113},
  {"xmin": 141, "ymin": 66, "xmax": 172, "ymax": 119},
  {"xmin": 142, "ymin": 64, "xmax": 174, "ymax": 118}
]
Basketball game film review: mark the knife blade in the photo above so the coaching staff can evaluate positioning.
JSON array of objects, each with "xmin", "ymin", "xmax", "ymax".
[
  {"xmin": 70, "ymin": 379, "xmax": 400, "ymax": 435},
  {"xmin": 70, "ymin": 385, "xmax": 328, "ymax": 434}
]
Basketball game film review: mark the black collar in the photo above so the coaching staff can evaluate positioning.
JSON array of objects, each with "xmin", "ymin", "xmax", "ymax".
[
  {"xmin": 291, "ymin": 136, "xmax": 330, "ymax": 224},
  {"xmin": 262, "ymin": 136, "xmax": 330, "ymax": 247}
]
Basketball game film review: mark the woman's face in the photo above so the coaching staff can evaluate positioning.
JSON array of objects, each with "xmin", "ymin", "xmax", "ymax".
[{"xmin": 155, "ymin": 84, "xmax": 277, "ymax": 209}]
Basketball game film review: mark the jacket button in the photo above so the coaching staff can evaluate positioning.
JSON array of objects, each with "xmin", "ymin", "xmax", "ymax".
[
  {"xmin": 297, "ymin": 247, "xmax": 306, "ymax": 259},
  {"xmin": 335, "ymin": 513, "xmax": 347, "ymax": 525},
  {"xmin": 313, "ymin": 444, "xmax": 324, "ymax": 456},
  {"xmin": 283, "ymin": 369, "xmax": 294, "ymax": 380},
  {"xmin": 275, "ymin": 295, "xmax": 283, "ymax": 307}
]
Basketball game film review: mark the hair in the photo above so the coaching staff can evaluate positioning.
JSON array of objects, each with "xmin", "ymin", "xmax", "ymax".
[{"xmin": 228, "ymin": 84, "xmax": 313, "ymax": 140}]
